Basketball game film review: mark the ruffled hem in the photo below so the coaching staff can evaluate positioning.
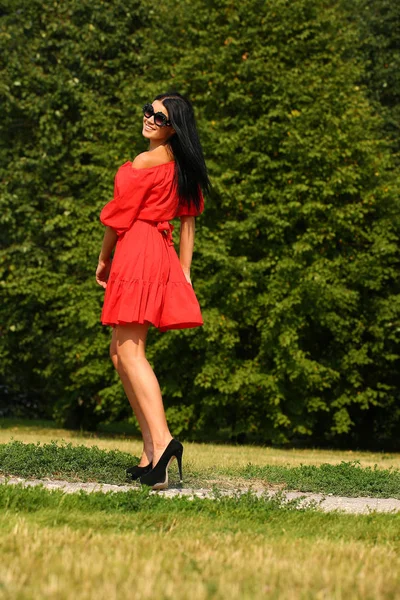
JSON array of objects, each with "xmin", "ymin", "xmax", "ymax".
[{"xmin": 101, "ymin": 278, "xmax": 203, "ymax": 331}]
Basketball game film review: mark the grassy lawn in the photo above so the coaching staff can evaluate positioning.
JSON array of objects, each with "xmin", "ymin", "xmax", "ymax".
[
  {"xmin": 2, "ymin": 418, "xmax": 400, "ymax": 471},
  {"xmin": 1, "ymin": 419, "xmax": 400, "ymax": 497},
  {"xmin": 1, "ymin": 419, "xmax": 400, "ymax": 599},
  {"xmin": 0, "ymin": 484, "xmax": 399, "ymax": 600}
]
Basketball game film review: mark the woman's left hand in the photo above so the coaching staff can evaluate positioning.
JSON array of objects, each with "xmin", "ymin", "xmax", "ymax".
[
  {"xmin": 96, "ymin": 259, "xmax": 111, "ymax": 288},
  {"xmin": 181, "ymin": 266, "xmax": 192, "ymax": 286}
]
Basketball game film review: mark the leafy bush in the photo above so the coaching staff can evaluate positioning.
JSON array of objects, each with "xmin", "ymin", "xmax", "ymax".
[{"xmin": 0, "ymin": 0, "xmax": 399, "ymax": 446}]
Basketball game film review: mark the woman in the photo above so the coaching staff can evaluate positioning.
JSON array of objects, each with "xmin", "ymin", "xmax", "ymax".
[{"xmin": 95, "ymin": 92, "xmax": 209, "ymax": 490}]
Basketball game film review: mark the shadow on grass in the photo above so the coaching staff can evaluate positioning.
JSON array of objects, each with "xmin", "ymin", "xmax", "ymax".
[
  {"xmin": 0, "ymin": 417, "xmax": 142, "ymax": 440},
  {"xmin": 0, "ymin": 418, "xmax": 57, "ymax": 430}
]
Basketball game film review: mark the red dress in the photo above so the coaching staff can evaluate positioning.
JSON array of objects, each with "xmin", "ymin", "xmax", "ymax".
[{"xmin": 99, "ymin": 160, "xmax": 204, "ymax": 332}]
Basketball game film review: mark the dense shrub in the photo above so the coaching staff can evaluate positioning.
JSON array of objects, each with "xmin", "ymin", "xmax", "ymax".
[
  {"xmin": 350, "ymin": 0, "xmax": 400, "ymax": 162},
  {"xmin": 1, "ymin": 0, "xmax": 399, "ymax": 446}
]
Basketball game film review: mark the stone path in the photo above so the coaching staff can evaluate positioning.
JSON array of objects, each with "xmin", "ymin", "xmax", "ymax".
[{"xmin": 1, "ymin": 475, "xmax": 399, "ymax": 514}]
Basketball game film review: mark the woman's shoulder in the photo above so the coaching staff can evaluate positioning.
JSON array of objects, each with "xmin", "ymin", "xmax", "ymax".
[
  {"xmin": 130, "ymin": 150, "xmax": 175, "ymax": 171},
  {"xmin": 115, "ymin": 152, "xmax": 175, "ymax": 194}
]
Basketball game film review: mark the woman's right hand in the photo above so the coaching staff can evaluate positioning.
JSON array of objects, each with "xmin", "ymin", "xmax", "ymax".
[{"xmin": 96, "ymin": 259, "xmax": 111, "ymax": 289}]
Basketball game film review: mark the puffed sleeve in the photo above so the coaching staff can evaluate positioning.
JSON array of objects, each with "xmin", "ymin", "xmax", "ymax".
[
  {"xmin": 175, "ymin": 189, "xmax": 205, "ymax": 217},
  {"xmin": 100, "ymin": 163, "xmax": 155, "ymax": 235}
]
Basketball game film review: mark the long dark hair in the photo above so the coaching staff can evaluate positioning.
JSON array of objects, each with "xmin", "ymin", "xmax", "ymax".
[{"xmin": 154, "ymin": 92, "xmax": 210, "ymax": 212}]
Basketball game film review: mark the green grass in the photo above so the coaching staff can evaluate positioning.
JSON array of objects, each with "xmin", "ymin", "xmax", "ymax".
[
  {"xmin": 1, "ymin": 483, "xmax": 399, "ymax": 541},
  {"xmin": 2, "ymin": 418, "xmax": 400, "ymax": 472},
  {"xmin": 232, "ymin": 461, "xmax": 400, "ymax": 498},
  {"xmin": 0, "ymin": 440, "xmax": 135, "ymax": 484},
  {"xmin": 0, "ymin": 484, "xmax": 399, "ymax": 600},
  {"xmin": 1, "ymin": 440, "xmax": 400, "ymax": 498},
  {"xmin": 1, "ymin": 422, "xmax": 400, "ymax": 599}
]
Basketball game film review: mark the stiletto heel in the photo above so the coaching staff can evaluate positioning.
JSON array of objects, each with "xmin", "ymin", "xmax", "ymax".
[
  {"xmin": 140, "ymin": 439, "xmax": 184, "ymax": 490},
  {"xmin": 175, "ymin": 448, "xmax": 183, "ymax": 482}
]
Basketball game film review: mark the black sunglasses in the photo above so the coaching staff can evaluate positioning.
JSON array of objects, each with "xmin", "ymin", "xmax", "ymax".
[{"xmin": 142, "ymin": 103, "xmax": 171, "ymax": 128}]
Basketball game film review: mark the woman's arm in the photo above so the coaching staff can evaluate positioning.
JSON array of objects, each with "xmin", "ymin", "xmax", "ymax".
[
  {"xmin": 96, "ymin": 226, "xmax": 118, "ymax": 288},
  {"xmin": 179, "ymin": 216, "xmax": 196, "ymax": 285}
]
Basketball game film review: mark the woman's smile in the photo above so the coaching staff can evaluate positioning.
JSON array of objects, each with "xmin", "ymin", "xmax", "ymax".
[{"xmin": 141, "ymin": 100, "xmax": 175, "ymax": 145}]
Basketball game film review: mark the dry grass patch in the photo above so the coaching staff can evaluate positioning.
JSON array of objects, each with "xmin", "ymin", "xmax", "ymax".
[{"xmin": 0, "ymin": 513, "xmax": 399, "ymax": 600}]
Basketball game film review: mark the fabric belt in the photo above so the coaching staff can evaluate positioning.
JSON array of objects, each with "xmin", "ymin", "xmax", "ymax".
[
  {"xmin": 138, "ymin": 219, "xmax": 175, "ymax": 246},
  {"xmin": 156, "ymin": 221, "xmax": 175, "ymax": 246}
]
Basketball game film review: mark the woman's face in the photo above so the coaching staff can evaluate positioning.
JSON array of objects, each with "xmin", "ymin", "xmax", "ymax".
[{"xmin": 142, "ymin": 100, "xmax": 175, "ymax": 142}]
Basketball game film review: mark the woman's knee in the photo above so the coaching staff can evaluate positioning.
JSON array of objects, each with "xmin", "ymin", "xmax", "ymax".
[
  {"xmin": 115, "ymin": 342, "xmax": 144, "ymax": 372},
  {"xmin": 115, "ymin": 335, "xmax": 147, "ymax": 375},
  {"xmin": 115, "ymin": 324, "xmax": 148, "ymax": 365}
]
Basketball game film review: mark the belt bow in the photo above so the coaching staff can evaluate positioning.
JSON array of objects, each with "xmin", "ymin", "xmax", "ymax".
[{"xmin": 156, "ymin": 221, "xmax": 175, "ymax": 246}]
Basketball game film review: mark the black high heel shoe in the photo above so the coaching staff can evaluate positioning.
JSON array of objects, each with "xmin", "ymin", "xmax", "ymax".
[
  {"xmin": 126, "ymin": 462, "xmax": 152, "ymax": 481},
  {"xmin": 139, "ymin": 439, "xmax": 183, "ymax": 490}
]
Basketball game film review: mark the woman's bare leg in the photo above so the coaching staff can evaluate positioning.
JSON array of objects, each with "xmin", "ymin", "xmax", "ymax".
[
  {"xmin": 110, "ymin": 328, "xmax": 154, "ymax": 466},
  {"xmin": 115, "ymin": 322, "xmax": 173, "ymax": 468}
]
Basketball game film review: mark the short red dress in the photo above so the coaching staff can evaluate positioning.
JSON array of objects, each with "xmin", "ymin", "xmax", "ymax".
[{"xmin": 99, "ymin": 160, "xmax": 204, "ymax": 332}]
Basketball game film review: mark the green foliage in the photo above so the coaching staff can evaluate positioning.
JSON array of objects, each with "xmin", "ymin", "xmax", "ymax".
[
  {"xmin": 0, "ymin": 0, "xmax": 399, "ymax": 445},
  {"xmin": 0, "ymin": 0, "xmax": 150, "ymax": 428},
  {"xmin": 349, "ymin": 0, "xmax": 400, "ymax": 161}
]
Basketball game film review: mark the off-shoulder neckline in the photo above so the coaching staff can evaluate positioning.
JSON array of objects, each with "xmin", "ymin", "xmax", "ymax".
[{"xmin": 126, "ymin": 160, "xmax": 175, "ymax": 172}]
